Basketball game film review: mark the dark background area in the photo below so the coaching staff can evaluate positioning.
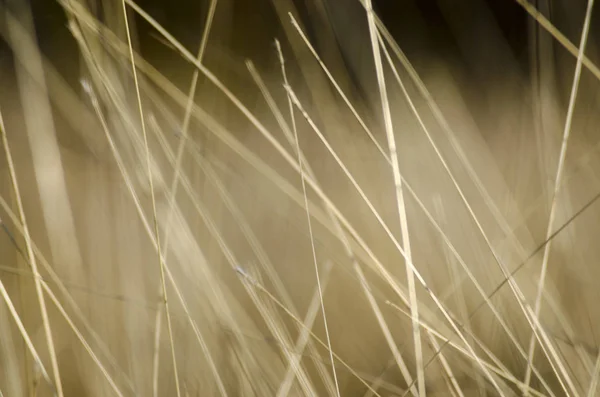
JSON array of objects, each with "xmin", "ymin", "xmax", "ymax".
[
  {"xmin": 9, "ymin": 0, "xmax": 568, "ymax": 76},
  {"xmin": 3, "ymin": 0, "xmax": 600, "ymax": 147},
  {"xmin": 11, "ymin": 0, "xmax": 596, "ymax": 106}
]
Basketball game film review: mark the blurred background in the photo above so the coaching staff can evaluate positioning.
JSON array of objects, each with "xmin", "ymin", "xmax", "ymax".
[{"xmin": 1, "ymin": 0, "xmax": 600, "ymax": 396}]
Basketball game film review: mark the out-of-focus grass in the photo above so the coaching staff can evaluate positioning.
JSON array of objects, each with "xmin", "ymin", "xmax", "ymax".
[{"xmin": 1, "ymin": 0, "xmax": 600, "ymax": 396}]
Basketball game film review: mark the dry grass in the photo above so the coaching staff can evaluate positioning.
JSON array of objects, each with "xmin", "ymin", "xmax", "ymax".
[{"xmin": 1, "ymin": 0, "xmax": 600, "ymax": 396}]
